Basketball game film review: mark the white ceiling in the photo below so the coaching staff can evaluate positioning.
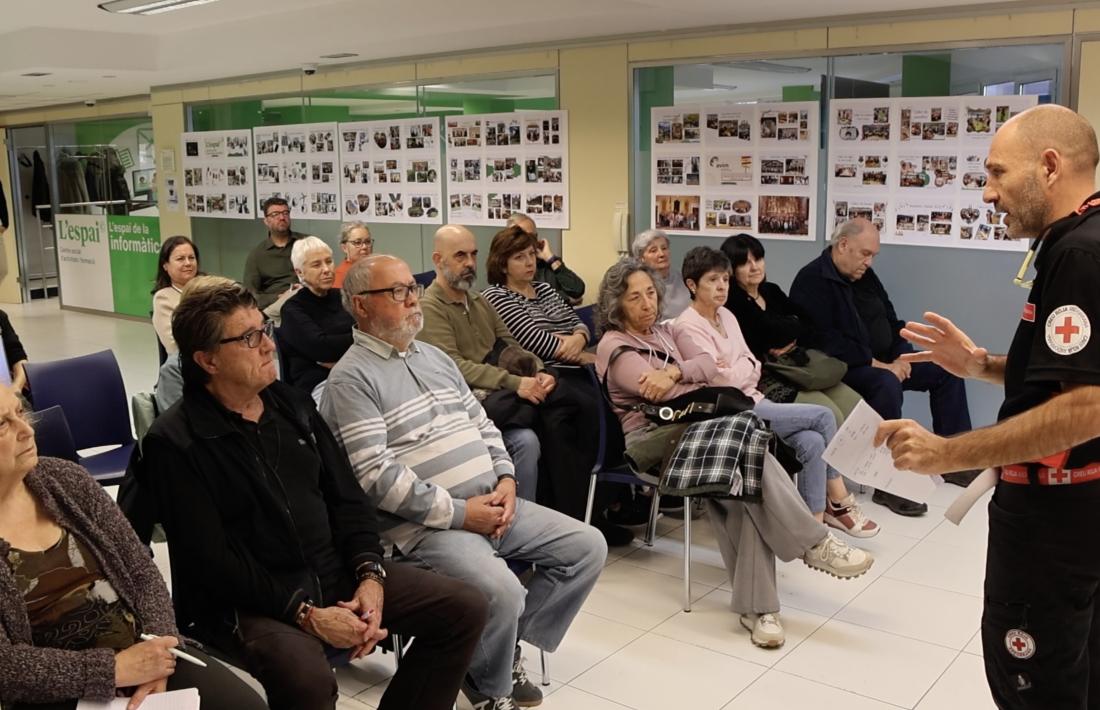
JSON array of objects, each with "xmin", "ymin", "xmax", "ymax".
[{"xmin": 0, "ymin": 0, "xmax": 1077, "ymax": 113}]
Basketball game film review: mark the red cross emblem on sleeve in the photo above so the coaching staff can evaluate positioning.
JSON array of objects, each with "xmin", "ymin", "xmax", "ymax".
[
  {"xmin": 1006, "ymin": 629, "xmax": 1036, "ymax": 659},
  {"xmin": 1045, "ymin": 305, "xmax": 1091, "ymax": 356}
]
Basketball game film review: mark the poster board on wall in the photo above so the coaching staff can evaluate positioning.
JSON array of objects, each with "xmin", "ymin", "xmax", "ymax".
[
  {"xmin": 337, "ymin": 117, "xmax": 443, "ymax": 224},
  {"xmin": 444, "ymin": 110, "xmax": 570, "ymax": 229},
  {"xmin": 253, "ymin": 122, "xmax": 341, "ymax": 221},
  {"xmin": 650, "ymin": 101, "xmax": 819, "ymax": 241},
  {"xmin": 56, "ymin": 213, "xmax": 160, "ymax": 317},
  {"xmin": 180, "ymin": 130, "xmax": 255, "ymax": 219},
  {"xmin": 826, "ymin": 96, "xmax": 1037, "ymax": 250}
]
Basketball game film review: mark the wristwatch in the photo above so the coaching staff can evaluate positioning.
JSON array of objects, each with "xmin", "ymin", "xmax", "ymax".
[{"xmin": 356, "ymin": 560, "xmax": 387, "ymax": 586}]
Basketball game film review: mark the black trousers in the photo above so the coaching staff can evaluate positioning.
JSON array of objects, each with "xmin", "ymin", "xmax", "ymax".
[
  {"xmin": 12, "ymin": 646, "xmax": 267, "ymax": 710},
  {"xmin": 230, "ymin": 563, "xmax": 487, "ymax": 710},
  {"xmin": 533, "ymin": 368, "xmax": 601, "ymax": 521},
  {"xmin": 843, "ymin": 361, "xmax": 972, "ymax": 435},
  {"xmin": 983, "ymin": 481, "xmax": 1100, "ymax": 709}
]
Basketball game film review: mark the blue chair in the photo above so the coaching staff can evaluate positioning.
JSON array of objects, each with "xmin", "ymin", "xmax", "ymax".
[
  {"xmin": 32, "ymin": 405, "xmax": 79, "ymax": 462},
  {"xmin": 24, "ymin": 350, "xmax": 134, "ymax": 485},
  {"xmin": 413, "ymin": 270, "xmax": 435, "ymax": 289},
  {"xmin": 582, "ymin": 365, "xmax": 696, "ymax": 611},
  {"xmin": 272, "ymin": 327, "xmax": 294, "ymax": 384},
  {"xmin": 575, "ymin": 305, "xmax": 596, "ymax": 341}
]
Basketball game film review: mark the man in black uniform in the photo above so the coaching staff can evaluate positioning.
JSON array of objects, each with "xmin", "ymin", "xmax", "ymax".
[{"xmin": 877, "ymin": 104, "xmax": 1100, "ymax": 708}]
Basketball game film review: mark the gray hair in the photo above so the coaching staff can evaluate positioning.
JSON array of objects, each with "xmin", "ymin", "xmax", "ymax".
[
  {"xmin": 630, "ymin": 228, "xmax": 668, "ymax": 259},
  {"xmin": 830, "ymin": 218, "xmax": 871, "ymax": 246},
  {"xmin": 339, "ymin": 221, "xmax": 370, "ymax": 243},
  {"xmin": 341, "ymin": 258, "xmax": 372, "ymax": 315},
  {"xmin": 595, "ymin": 258, "xmax": 664, "ymax": 336},
  {"xmin": 290, "ymin": 236, "xmax": 331, "ymax": 273},
  {"xmin": 505, "ymin": 212, "xmax": 533, "ymax": 229}
]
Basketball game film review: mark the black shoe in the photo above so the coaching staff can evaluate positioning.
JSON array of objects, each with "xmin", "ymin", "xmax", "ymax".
[
  {"xmin": 594, "ymin": 518, "xmax": 634, "ymax": 546},
  {"xmin": 658, "ymin": 494, "xmax": 685, "ymax": 514},
  {"xmin": 603, "ymin": 499, "xmax": 652, "ymax": 527},
  {"xmin": 942, "ymin": 469, "xmax": 982, "ymax": 487},
  {"xmin": 871, "ymin": 489, "xmax": 928, "ymax": 517}
]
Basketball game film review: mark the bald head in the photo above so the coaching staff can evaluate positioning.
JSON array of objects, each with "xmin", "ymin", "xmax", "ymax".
[
  {"xmin": 999, "ymin": 104, "xmax": 1099, "ymax": 175},
  {"xmin": 432, "ymin": 224, "xmax": 478, "ymax": 293}
]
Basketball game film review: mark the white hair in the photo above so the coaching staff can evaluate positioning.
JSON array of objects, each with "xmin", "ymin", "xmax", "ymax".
[
  {"xmin": 290, "ymin": 236, "xmax": 332, "ymax": 273},
  {"xmin": 505, "ymin": 212, "xmax": 533, "ymax": 229},
  {"xmin": 631, "ymin": 228, "xmax": 668, "ymax": 259},
  {"xmin": 339, "ymin": 221, "xmax": 370, "ymax": 243},
  {"xmin": 830, "ymin": 219, "xmax": 871, "ymax": 246}
]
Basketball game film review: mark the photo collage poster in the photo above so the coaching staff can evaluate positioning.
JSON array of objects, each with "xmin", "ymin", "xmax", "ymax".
[
  {"xmin": 253, "ymin": 122, "xmax": 341, "ymax": 221},
  {"xmin": 650, "ymin": 101, "xmax": 819, "ymax": 241},
  {"xmin": 444, "ymin": 110, "xmax": 570, "ymax": 229},
  {"xmin": 337, "ymin": 117, "xmax": 443, "ymax": 224},
  {"xmin": 827, "ymin": 96, "xmax": 1037, "ymax": 251},
  {"xmin": 180, "ymin": 130, "xmax": 255, "ymax": 219}
]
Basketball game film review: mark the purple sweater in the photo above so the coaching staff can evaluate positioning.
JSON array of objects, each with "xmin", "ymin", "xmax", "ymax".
[{"xmin": 0, "ymin": 457, "xmax": 177, "ymax": 703}]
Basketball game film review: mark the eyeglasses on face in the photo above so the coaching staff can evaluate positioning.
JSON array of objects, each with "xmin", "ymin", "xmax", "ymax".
[
  {"xmin": 218, "ymin": 320, "xmax": 275, "ymax": 348},
  {"xmin": 358, "ymin": 282, "xmax": 424, "ymax": 303},
  {"xmin": 265, "ymin": 209, "xmax": 291, "ymax": 218},
  {"xmin": 343, "ymin": 238, "xmax": 373, "ymax": 248}
]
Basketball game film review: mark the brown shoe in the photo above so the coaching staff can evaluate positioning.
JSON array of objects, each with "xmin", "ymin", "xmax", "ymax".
[{"xmin": 824, "ymin": 494, "xmax": 880, "ymax": 538}]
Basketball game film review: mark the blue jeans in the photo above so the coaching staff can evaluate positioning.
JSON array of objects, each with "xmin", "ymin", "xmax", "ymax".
[
  {"xmin": 399, "ymin": 498, "xmax": 607, "ymax": 697},
  {"xmin": 753, "ymin": 398, "xmax": 838, "ymax": 513},
  {"xmin": 502, "ymin": 428, "xmax": 540, "ymax": 502}
]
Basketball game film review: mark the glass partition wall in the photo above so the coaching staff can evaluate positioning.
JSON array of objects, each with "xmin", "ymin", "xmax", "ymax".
[{"xmin": 186, "ymin": 73, "xmax": 558, "ymax": 288}]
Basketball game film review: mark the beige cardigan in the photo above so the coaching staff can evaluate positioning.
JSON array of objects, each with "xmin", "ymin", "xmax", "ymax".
[{"xmin": 152, "ymin": 286, "xmax": 181, "ymax": 354}]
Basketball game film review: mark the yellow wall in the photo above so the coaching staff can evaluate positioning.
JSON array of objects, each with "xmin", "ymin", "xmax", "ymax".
[
  {"xmin": 0, "ymin": 128, "xmax": 20, "ymax": 303},
  {"xmin": 151, "ymin": 102, "xmax": 189, "ymax": 240},
  {"xmin": 1078, "ymin": 41, "xmax": 1100, "ymax": 184}
]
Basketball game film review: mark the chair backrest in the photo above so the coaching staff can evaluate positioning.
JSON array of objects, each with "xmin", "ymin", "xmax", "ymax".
[
  {"xmin": 24, "ymin": 350, "xmax": 134, "ymax": 449},
  {"xmin": 413, "ymin": 270, "xmax": 435, "ymax": 288},
  {"xmin": 156, "ymin": 334, "xmax": 168, "ymax": 367},
  {"xmin": 32, "ymin": 405, "xmax": 79, "ymax": 462},
  {"xmin": 272, "ymin": 327, "xmax": 293, "ymax": 384},
  {"xmin": 130, "ymin": 392, "xmax": 158, "ymax": 442},
  {"xmin": 584, "ymin": 365, "xmax": 628, "ymax": 472},
  {"xmin": 575, "ymin": 305, "xmax": 596, "ymax": 342}
]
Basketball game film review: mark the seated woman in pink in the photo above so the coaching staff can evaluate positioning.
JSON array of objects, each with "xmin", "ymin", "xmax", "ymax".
[{"xmin": 671, "ymin": 247, "xmax": 878, "ymax": 538}]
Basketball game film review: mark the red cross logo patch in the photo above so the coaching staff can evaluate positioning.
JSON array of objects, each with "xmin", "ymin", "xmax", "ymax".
[
  {"xmin": 1005, "ymin": 629, "xmax": 1036, "ymax": 660},
  {"xmin": 1045, "ymin": 305, "xmax": 1091, "ymax": 356}
]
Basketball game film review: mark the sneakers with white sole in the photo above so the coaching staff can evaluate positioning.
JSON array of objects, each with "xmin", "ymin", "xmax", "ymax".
[
  {"xmin": 511, "ymin": 645, "xmax": 543, "ymax": 707},
  {"xmin": 824, "ymin": 493, "xmax": 880, "ymax": 538},
  {"xmin": 803, "ymin": 531, "xmax": 874, "ymax": 579},
  {"xmin": 740, "ymin": 613, "xmax": 785, "ymax": 648}
]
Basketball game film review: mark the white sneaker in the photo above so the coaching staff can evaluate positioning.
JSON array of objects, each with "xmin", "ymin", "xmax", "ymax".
[
  {"xmin": 804, "ymin": 532, "xmax": 874, "ymax": 579},
  {"xmin": 740, "ymin": 613, "xmax": 785, "ymax": 648},
  {"xmin": 824, "ymin": 493, "xmax": 881, "ymax": 538}
]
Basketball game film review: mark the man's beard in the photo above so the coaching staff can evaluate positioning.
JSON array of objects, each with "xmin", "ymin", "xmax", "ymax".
[
  {"xmin": 443, "ymin": 264, "xmax": 476, "ymax": 291},
  {"xmin": 369, "ymin": 312, "xmax": 423, "ymax": 346},
  {"xmin": 1003, "ymin": 174, "xmax": 1049, "ymax": 239}
]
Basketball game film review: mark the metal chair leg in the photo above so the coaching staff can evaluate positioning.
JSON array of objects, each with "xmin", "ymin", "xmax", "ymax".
[
  {"xmin": 583, "ymin": 474, "xmax": 598, "ymax": 524},
  {"xmin": 643, "ymin": 491, "xmax": 660, "ymax": 546},
  {"xmin": 540, "ymin": 648, "xmax": 550, "ymax": 686},
  {"xmin": 683, "ymin": 495, "xmax": 692, "ymax": 612},
  {"xmin": 391, "ymin": 633, "xmax": 404, "ymax": 666}
]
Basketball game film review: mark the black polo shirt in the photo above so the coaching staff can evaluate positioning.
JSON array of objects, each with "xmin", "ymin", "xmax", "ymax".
[{"xmin": 999, "ymin": 191, "xmax": 1100, "ymax": 468}]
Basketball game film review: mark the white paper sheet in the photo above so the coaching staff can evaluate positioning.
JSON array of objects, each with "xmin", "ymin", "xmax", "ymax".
[
  {"xmin": 821, "ymin": 400, "xmax": 937, "ymax": 503},
  {"xmin": 77, "ymin": 688, "xmax": 199, "ymax": 710}
]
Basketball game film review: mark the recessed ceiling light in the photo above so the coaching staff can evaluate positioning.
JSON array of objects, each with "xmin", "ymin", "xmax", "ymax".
[
  {"xmin": 21, "ymin": 72, "xmax": 51, "ymax": 77},
  {"xmin": 320, "ymin": 52, "xmax": 359, "ymax": 59},
  {"xmin": 98, "ymin": 0, "xmax": 221, "ymax": 15},
  {"xmin": 102, "ymin": 75, "xmax": 117, "ymax": 78}
]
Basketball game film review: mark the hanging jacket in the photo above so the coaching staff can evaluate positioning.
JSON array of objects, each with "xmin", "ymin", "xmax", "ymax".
[{"xmin": 31, "ymin": 150, "xmax": 50, "ymax": 222}]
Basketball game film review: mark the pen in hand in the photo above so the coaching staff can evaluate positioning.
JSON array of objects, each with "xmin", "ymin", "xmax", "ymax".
[{"xmin": 139, "ymin": 633, "xmax": 208, "ymax": 668}]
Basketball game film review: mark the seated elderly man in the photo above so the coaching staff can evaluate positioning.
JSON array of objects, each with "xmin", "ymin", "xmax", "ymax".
[
  {"xmin": 139, "ymin": 278, "xmax": 488, "ymax": 710},
  {"xmin": 279, "ymin": 235, "xmax": 354, "ymax": 402},
  {"xmin": 506, "ymin": 212, "xmax": 585, "ymax": 304},
  {"xmin": 321, "ymin": 254, "xmax": 607, "ymax": 710},
  {"xmin": 790, "ymin": 218, "xmax": 976, "ymax": 516},
  {"xmin": 418, "ymin": 225, "xmax": 617, "ymax": 543}
]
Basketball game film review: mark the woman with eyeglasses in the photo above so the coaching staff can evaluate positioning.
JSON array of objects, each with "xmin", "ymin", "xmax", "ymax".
[
  {"xmin": 279, "ymin": 236, "xmax": 354, "ymax": 403},
  {"xmin": 333, "ymin": 222, "xmax": 373, "ymax": 289},
  {"xmin": 151, "ymin": 236, "xmax": 200, "ymax": 355},
  {"xmin": 0, "ymin": 385, "xmax": 266, "ymax": 710}
]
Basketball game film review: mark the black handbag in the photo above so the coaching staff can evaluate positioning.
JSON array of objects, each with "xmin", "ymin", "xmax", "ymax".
[{"xmin": 602, "ymin": 345, "xmax": 754, "ymax": 424}]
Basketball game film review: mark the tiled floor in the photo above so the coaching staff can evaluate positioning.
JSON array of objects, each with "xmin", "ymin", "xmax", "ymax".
[{"xmin": 10, "ymin": 298, "xmax": 998, "ymax": 709}]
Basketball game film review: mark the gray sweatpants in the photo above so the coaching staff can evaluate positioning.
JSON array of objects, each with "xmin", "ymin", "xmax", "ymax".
[{"xmin": 705, "ymin": 453, "xmax": 829, "ymax": 615}]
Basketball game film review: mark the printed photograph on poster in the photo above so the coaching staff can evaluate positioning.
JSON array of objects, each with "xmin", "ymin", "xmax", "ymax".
[
  {"xmin": 758, "ymin": 153, "xmax": 811, "ymax": 187},
  {"xmin": 184, "ymin": 140, "xmax": 200, "ymax": 158},
  {"xmin": 186, "ymin": 194, "xmax": 205, "ymax": 213},
  {"xmin": 525, "ymin": 155, "xmax": 563, "ymax": 184},
  {"xmin": 485, "ymin": 118, "xmax": 522, "ymax": 147},
  {"xmin": 832, "ymin": 198, "xmax": 887, "ymax": 233},
  {"xmin": 182, "ymin": 129, "xmax": 256, "ymax": 219},
  {"xmin": 654, "ymin": 109, "xmax": 702, "ymax": 145},
  {"xmin": 655, "ymin": 156, "xmax": 701, "ymax": 187},
  {"xmin": 405, "ymin": 158, "xmax": 439, "ymax": 184},
  {"xmin": 486, "ymin": 157, "xmax": 523, "ymax": 183},
  {"xmin": 963, "ymin": 101, "xmax": 1029, "ymax": 141},
  {"xmin": 893, "ymin": 199, "xmax": 955, "ymax": 238},
  {"xmin": 898, "ymin": 154, "xmax": 957, "ymax": 190},
  {"xmin": 704, "ymin": 197, "xmax": 754, "ymax": 231},
  {"xmin": 405, "ymin": 193, "xmax": 439, "ymax": 220},
  {"xmin": 284, "ymin": 160, "xmax": 307, "ymax": 184},
  {"xmin": 226, "ymin": 134, "xmax": 250, "ymax": 157},
  {"xmin": 899, "ymin": 102, "xmax": 959, "ymax": 142},
  {"xmin": 524, "ymin": 193, "xmax": 564, "ymax": 217},
  {"xmin": 446, "ymin": 117, "xmax": 482, "ymax": 149},
  {"xmin": 487, "ymin": 192, "xmax": 523, "ymax": 221},
  {"xmin": 759, "ymin": 109, "xmax": 809, "ymax": 143},
  {"xmin": 343, "ymin": 160, "xmax": 370, "ymax": 185},
  {"xmin": 704, "ymin": 109, "xmax": 752, "ymax": 145},
  {"xmin": 958, "ymin": 196, "xmax": 1009, "ymax": 242},
  {"xmin": 449, "ymin": 192, "xmax": 483, "ymax": 221},
  {"xmin": 281, "ymin": 130, "xmax": 306, "ymax": 154},
  {"xmin": 832, "ymin": 153, "xmax": 889, "ymax": 188},
  {"xmin": 205, "ymin": 194, "xmax": 226, "ymax": 215},
  {"xmin": 203, "ymin": 136, "xmax": 223, "ymax": 159},
  {"xmin": 959, "ymin": 153, "xmax": 989, "ymax": 191},
  {"xmin": 835, "ymin": 103, "xmax": 891, "ymax": 142},
  {"xmin": 228, "ymin": 195, "xmax": 251, "ymax": 215},
  {"xmin": 374, "ymin": 192, "xmax": 403, "ymax": 217},
  {"xmin": 705, "ymin": 153, "xmax": 753, "ymax": 187},
  {"xmin": 255, "ymin": 130, "xmax": 280, "ymax": 155},
  {"xmin": 523, "ymin": 116, "xmax": 561, "ymax": 146},
  {"xmin": 342, "ymin": 129, "xmax": 370, "ymax": 154},
  {"xmin": 343, "ymin": 193, "xmax": 371, "ymax": 218},
  {"xmin": 311, "ymin": 160, "xmax": 336, "ymax": 184},
  {"xmin": 311, "ymin": 191, "xmax": 338, "ymax": 216},
  {"xmin": 450, "ymin": 157, "xmax": 482, "ymax": 183},
  {"xmin": 403, "ymin": 121, "xmax": 435, "ymax": 150},
  {"xmin": 758, "ymin": 195, "xmax": 810, "ymax": 236},
  {"xmin": 654, "ymin": 194, "xmax": 700, "ymax": 231},
  {"xmin": 372, "ymin": 159, "xmax": 401, "ymax": 184},
  {"xmin": 308, "ymin": 129, "xmax": 335, "ymax": 153}
]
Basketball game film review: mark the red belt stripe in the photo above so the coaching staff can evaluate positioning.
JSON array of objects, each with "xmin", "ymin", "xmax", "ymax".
[{"xmin": 1001, "ymin": 463, "xmax": 1100, "ymax": 486}]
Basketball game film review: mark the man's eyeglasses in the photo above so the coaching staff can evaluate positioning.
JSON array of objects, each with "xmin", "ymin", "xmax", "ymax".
[
  {"xmin": 265, "ymin": 210, "xmax": 291, "ymax": 218},
  {"xmin": 218, "ymin": 320, "xmax": 275, "ymax": 348},
  {"xmin": 343, "ymin": 238, "xmax": 373, "ymax": 248},
  {"xmin": 358, "ymin": 282, "xmax": 424, "ymax": 303}
]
